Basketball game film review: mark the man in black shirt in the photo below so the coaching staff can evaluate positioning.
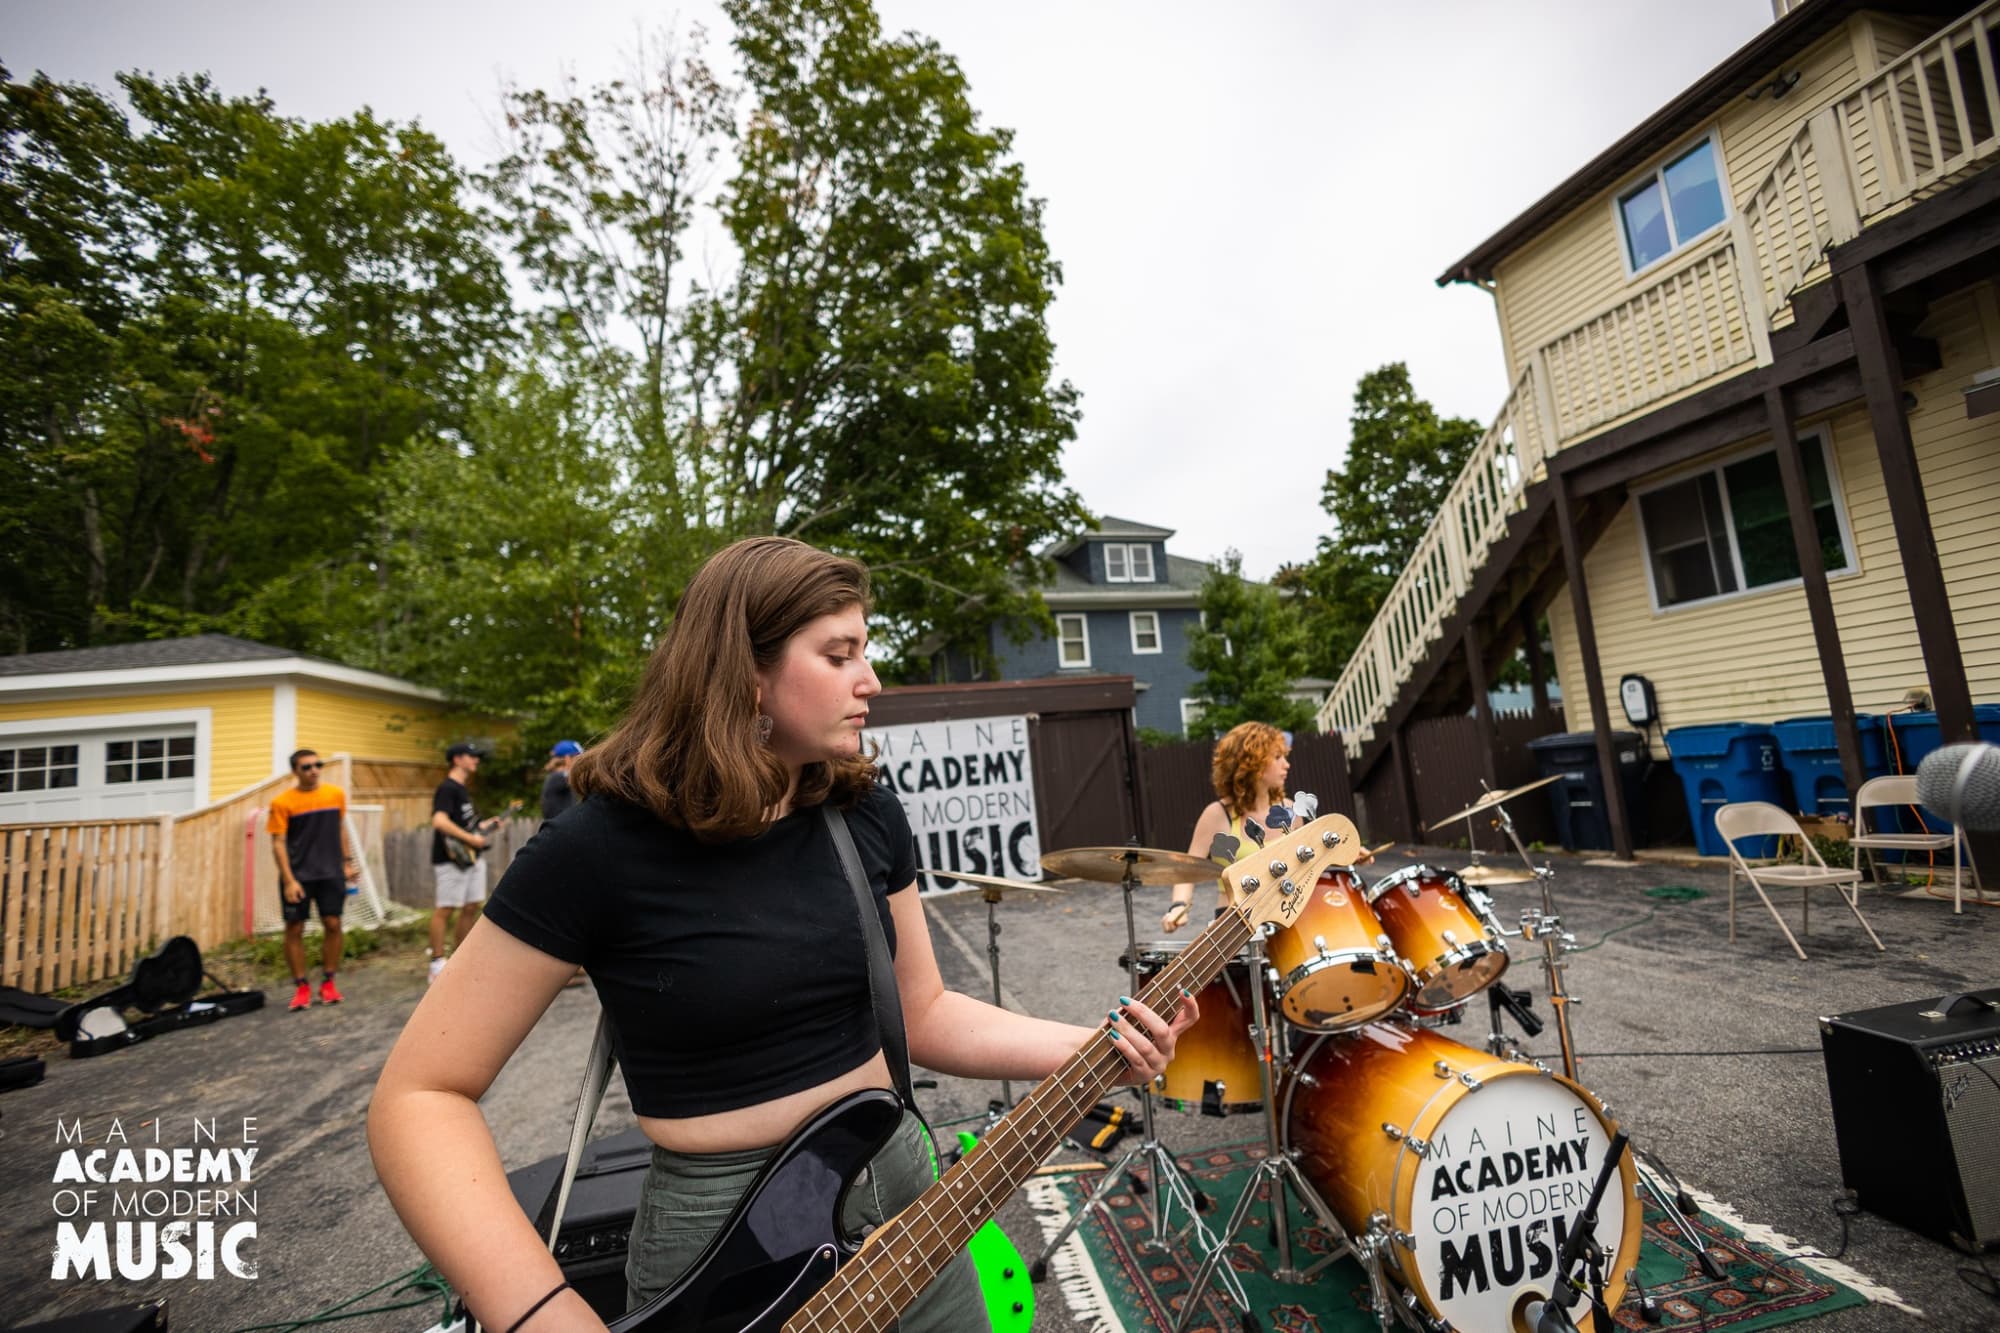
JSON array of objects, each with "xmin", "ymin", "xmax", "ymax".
[
  {"xmin": 429, "ymin": 743, "xmax": 497, "ymax": 983},
  {"xmin": 540, "ymin": 739, "xmax": 581, "ymax": 821}
]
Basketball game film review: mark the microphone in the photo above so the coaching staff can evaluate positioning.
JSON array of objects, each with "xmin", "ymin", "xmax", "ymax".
[
  {"xmin": 1915, "ymin": 742, "xmax": 2000, "ymax": 832},
  {"xmin": 1521, "ymin": 1293, "xmax": 1580, "ymax": 1333}
]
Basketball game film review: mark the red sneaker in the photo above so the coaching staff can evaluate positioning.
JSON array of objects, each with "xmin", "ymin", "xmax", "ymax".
[
  {"xmin": 288, "ymin": 982, "xmax": 312, "ymax": 1012},
  {"xmin": 318, "ymin": 977, "xmax": 344, "ymax": 1005}
]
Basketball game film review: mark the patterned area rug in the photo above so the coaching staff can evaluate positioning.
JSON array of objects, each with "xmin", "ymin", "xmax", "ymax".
[{"xmin": 1025, "ymin": 1143, "xmax": 1900, "ymax": 1332}]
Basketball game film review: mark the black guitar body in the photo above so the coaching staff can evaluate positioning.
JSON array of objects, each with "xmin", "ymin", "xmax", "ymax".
[{"xmin": 607, "ymin": 1089, "xmax": 904, "ymax": 1333}]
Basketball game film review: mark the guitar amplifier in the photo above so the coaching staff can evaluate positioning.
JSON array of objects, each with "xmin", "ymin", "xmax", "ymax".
[
  {"xmin": 504, "ymin": 1127, "xmax": 653, "ymax": 1315},
  {"xmin": 1819, "ymin": 987, "xmax": 2000, "ymax": 1251}
]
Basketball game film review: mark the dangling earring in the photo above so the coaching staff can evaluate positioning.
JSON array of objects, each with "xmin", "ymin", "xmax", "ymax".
[{"xmin": 757, "ymin": 713, "xmax": 775, "ymax": 744}]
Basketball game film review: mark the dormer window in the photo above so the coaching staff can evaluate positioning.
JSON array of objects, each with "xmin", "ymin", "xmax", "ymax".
[
  {"xmin": 1618, "ymin": 135, "xmax": 1728, "ymax": 273},
  {"xmin": 1104, "ymin": 543, "xmax": 1154, "ymax": 583}
]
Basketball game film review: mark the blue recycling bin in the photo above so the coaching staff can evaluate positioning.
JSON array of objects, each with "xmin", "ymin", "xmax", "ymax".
[
  {"xmin": 1887, "ymin": 704, "xmax": 2000, "ymax": 837},
  {"xmin": 1665, "ymin": 723, "xmax": 1791, "ymax": 857},
  {"xmin": 1770, "ymin": 714, "xmax": 1891, "ymax": 816}
]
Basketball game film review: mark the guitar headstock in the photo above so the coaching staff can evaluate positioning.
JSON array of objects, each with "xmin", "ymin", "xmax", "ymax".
[{"xmin": 1218, "ymin": 812, "xmax": 1361, "ymax": 932}]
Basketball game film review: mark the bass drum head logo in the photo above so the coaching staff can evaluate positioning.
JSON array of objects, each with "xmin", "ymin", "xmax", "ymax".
[{"xmin": 1408, "ymin": 1075, "xmax": 1624, "ymax": 1329}]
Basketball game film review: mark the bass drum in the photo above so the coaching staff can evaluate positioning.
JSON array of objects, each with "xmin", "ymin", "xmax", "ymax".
[
  {"xmin": 1264, "ymin": 868, "xmax": 1409, "ymax": 1032},
  {"xmin": 1283, "ymin": 1023, "xmax": 1639, "ymax": 1332}
]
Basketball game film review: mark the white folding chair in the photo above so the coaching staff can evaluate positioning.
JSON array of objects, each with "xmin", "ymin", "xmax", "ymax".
[
  {"xmin": 1715, "ymin": 801, "xmax": 1885, "ymax": 961},
  {"xmin": 1850, "ymin": 774, "xmax": 1980, "ymax": 912}
]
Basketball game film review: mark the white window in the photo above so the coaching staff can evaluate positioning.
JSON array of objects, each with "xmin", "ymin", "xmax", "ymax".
[
  {"xmin": 106, "ymin": 734, "xmax": 197, "ymax": 784},
  {"xmin": 1636, "ymin": 430, "xmax": 1857, "ymax": 612},
  {"xmin": 1129, "ymin": 611, "xmax": 1162, "ymax": 654},
  {"xmin": 1057, "ymin": 614, "xmax": 1091, "ymax": 667},
  {"xmin": 1102, "ymin": 543, "xmax": 1155, "ymax": 583},
  {"xmin": 0, "ymin": 744, "xmax": 80, "ymax": 795},
  {"xmin": 1180, "ymin": 699, "xmax": 1207, "ymax": 733},
  {"xmin": 1617, "ymin": 135, "xmax": 1728, "ymax": 273}
]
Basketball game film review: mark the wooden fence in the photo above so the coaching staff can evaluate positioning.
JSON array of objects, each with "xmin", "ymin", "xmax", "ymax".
[
  {"xmin": 1, "ymin": 819, "xmax": 170, "ymax": 993},
  {"xmin": 0, "ymin": 753, "xmax": 452, "ymax": 993},
  {"xmin": 381, "ymin": 818, "xmax": 540, "ymax": 912},
  {"xmin": 1137, "ymin": 731, "xmax": 1356, "ymax": 856}
]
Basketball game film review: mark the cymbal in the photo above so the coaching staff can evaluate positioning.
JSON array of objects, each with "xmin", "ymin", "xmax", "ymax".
[
  {"xmin": 1426, "ymin": 774, "xmax": 1564, "ymax": 831},
  {"xmin": 1040, "ymin": 846, "xmax": 1221, "ymax": 885},
  {"xmin": 918, "ymin": 867, "xmax": 1063, "ymax": 898},
  {"xmin": 1454, "ymin": 863, "xmax": 1536, "ymax": 887}
]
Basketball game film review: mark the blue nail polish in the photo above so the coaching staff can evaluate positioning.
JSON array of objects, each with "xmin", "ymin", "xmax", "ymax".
[
  {"xmin": 1108, "ymin": 1030, "xmax": 1122, "ymax": 1042},
  {"xmin": 1108, "ymin": 1009, "xmax": 1122, "ymax": 1022},
  {"xmin": 1118, "ymin": 995, "xmax": 1133, "ymax": 1005}
]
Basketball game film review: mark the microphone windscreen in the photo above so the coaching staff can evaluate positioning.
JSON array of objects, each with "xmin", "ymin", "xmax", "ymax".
[{"xmin": 1915, "ymin": 742, "xmax": 2000, "ymax": 833}]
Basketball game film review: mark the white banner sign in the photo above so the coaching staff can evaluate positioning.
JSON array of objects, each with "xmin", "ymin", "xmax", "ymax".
[{"xmin": 865, "ymin": 714, "xmax": 1042, "ymax": 893}]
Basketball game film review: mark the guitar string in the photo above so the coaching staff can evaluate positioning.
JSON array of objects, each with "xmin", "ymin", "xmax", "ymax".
[{"xmin": 793, "ymin": 911, "xmax": 1258, "ymax": 1333}]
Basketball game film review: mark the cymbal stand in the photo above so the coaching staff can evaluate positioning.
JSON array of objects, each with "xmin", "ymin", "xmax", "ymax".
[
  {"xmin": 980, "ymin": 886, "xmax": 1016, "ymax": 1107},
  {"xmin": 1173, "ymin": 933, "xmax": 1375, "ymax": 1332},
  {"xmin": 1029, "ymin": 846, "xmax": 1231, "ymax": 1292},
  {"xmin": 1484, "ymin": 796, "xmax": 1726, "ymax": 1279}
]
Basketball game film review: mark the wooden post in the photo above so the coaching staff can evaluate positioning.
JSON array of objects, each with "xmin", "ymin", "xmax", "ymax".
[
  {"xmin": 1520, "ymin": 604, "xmax": 1553, "ymax": 728},
  {"xmin": 1765, "ymin": 386, "xmax": 1867, "ymax": 804},
  {"xmin": 23, "ymin": 829, "xmax": 45, "ymax": 993},
  {"xmin": 1552, "ymin": 473, "xmax": 1636, "ymax": 860},
  {"xmin": 1, "ymin": 829, "xmax": 21, "ymax": 990},
  {"xmin": 1463, "ymin": 626, "xmax": 1501, "ymax": 791},
  {"xmin": 153, "ymin": 813, "xmax": 176, "ymax": 944},
  {"xmin": 1388, "ymin": 725, "xmax": 1423, "ymax": 846},
  {"xmin": 1837, "ymin": 262, "xmax": 1976, "ymax": 741}
]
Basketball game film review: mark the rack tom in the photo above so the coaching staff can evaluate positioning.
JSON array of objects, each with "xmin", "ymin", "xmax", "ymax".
[
  {"xmin": 1365, "ymin": 865, "xmax": 1509, "ymax": 1012},
  {"xmin": 1264, "ymin": 867, "xmax": 1410, "ymax": 1032}
]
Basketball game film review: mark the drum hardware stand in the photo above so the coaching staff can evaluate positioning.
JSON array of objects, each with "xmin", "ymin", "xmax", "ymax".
[
  {"xmin": 1172, "ymin": 931, "xmax": 1369, "ymax": 1333},
  {"xmin": 982, "ymin": 886, "xmax": 1016, "ymax": 1106},
  {"xmin": 1480, "ymin": 794, "xmax": 1730, "ymax": 1284},
  {"xmin": 1521, "ymin": 1129, "xmax": 1630, "ymax": 1333},
  {"xmin": 1029, "ymin": 841, "xmax": 1225, "ymax": 1287}
]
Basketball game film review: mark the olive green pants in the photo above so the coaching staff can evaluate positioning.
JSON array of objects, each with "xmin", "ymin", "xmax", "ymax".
[{"xmin": 625, "ymin": 1108, "xmax": 991, "ymax": 1332}]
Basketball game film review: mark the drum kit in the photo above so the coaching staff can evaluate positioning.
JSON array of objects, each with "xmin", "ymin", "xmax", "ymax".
[{"xmin": 930, "ymin": 775, "xmax": 1710, "ymax": 1333}]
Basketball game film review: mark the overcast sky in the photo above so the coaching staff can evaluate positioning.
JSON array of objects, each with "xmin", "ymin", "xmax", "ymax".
[{"xmin": 8, "ymin": 0, "xmax": 1773, "ymax": 579}]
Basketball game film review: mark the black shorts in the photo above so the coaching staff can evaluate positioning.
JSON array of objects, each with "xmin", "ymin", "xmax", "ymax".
[{"xmin": 282, "ymin": 877, "xmax": 346, "ymax": 924}]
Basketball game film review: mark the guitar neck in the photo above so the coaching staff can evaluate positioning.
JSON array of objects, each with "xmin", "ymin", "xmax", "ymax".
[{"xmin": 785, "ymin": 907, "xmax": 1255, "ymax": 1333}]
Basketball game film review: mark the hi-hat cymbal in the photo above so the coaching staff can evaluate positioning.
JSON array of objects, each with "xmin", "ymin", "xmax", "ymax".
[
  {"xmin": 1040, "ymin": 846, "xmax": 1220, "ymax": 885},
  {"xmin": 1427, "ymin": 774, "xmax": 1564, "ymax": 831},
  {"xmin": 1454, "ymin": 863, "xmax": 1537, "ymax": 887},
  {"xmin": 918, "ymin": 867, "xmax": 1063, "ymax": 898}
]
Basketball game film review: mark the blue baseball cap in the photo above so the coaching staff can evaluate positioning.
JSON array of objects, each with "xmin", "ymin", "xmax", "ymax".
[{"xmin": 551, "ymin": 739, "xmax": 583, "ymax": 757}]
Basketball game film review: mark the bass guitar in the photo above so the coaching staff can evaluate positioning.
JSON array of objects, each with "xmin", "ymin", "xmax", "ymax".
[{"xmin": 607, "ymin": 812, "xmax": 1360, "ymax": 1333}]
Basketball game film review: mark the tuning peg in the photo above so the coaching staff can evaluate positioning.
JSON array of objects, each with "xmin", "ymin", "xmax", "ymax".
[
  {"xmin": 1241, "ymin": 817, "xmax": 1265, "ymax": 848},
  {"xmin": 1264, "ymin": 805, "xmax": 1294, "ymax": 832},
  {"xmin": 1292, "ymin": 792, "xmax": 1319, "ymax": 822},
  {"xmin": 1207, "ymin": 831, "xmax": 1242, "ymax": 863}
]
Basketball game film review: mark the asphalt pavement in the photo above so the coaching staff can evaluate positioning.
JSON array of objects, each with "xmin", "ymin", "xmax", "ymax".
[{"xmin": 2, "ymin": 846, "xmax": 1996, "ymax": 1331}]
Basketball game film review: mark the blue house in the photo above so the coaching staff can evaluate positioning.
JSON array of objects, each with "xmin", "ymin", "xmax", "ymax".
[{"xmin": 940, "ymin": 517, "xmax": 1214, "ymax": 736}]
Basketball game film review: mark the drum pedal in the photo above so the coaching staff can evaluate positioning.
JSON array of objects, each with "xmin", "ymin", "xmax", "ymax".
[{"xmin": 1630, "ymin": 1273, "xmax": 1665, "ymax": 1323}]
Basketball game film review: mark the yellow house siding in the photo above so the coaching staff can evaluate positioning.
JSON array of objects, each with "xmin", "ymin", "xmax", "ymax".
[
  {"xmin": 294, "ymin": 685, "xmax": 465, "ymax": 766},
  {"xmin": 1548, "ymin": 286, "xmax": 2000, "ymax": 753},
  {"xmin": 0, "ymin": 686, "xmax": 273, "ymax": 801},
  {"xmin": 1492, "ymin": 24, "xmax": 1865, "ymax": 388}
]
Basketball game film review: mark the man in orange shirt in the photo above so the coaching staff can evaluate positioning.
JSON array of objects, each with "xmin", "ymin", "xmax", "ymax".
[{"xmin": 268, "ymin": 749, "xmax": 360, "ymax": 1012}]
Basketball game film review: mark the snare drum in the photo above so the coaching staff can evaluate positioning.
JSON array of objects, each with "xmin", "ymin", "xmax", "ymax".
[
  {"xmin": 1126, "ymin": 939, "xmax": 1264, "ymax": 1115},
  {"xmin": 1366, "ymin": 864, "xmax": 1509, "ymax": 1012},
  {"xmin": 1283, "ymin": 1022, "xmax": 1639, "ymax": 1331},
  {"xmin": 1264, "ymin": 868, "xmax": 1409, "ymax": 1032}
]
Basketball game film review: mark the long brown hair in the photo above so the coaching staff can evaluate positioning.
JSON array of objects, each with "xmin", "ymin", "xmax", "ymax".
[
  {"xmin": 1210, "ymin": 721, "xmax": 1288, "ymax": 820},
  {"xmin": 571, "ymin": 536, "xmax": 876, "ymax": 841}
]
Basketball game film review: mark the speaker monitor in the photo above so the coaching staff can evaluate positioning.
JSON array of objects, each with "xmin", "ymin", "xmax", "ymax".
[
  {"xmin": 504, "ymin": 1126, "xmax": 652, "ymax": 1316},
  {"xmin": 1819, "ymin": 987, "xmax": 2000, "ymax": 1251}
]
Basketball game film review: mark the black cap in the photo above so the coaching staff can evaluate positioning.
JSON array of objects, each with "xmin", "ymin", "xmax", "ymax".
[{"xmin": 445, "ymin": 742, "xmax": 485, "ymax": 761}]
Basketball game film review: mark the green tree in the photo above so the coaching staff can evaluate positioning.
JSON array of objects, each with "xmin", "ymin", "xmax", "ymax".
[
  {"xmin": 0, "ymin": 67, "xmax": 510, "ymax": 653},
  {"xmin": 1289, "ymin": 363, "xmax": 1484, "ymax": 679},
  {"xmin": 480, "ymin": 0, "xmax": 1085, "ymax": 677},
  {"xmin": 1185, "ymin": 552, "xmax": 1317, "ymax": 741}
]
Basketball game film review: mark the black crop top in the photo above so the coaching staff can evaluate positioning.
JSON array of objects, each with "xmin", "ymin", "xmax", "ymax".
[{"xmin": 481, "ymin": 783, "xmax": 917, "ymax": 1117}]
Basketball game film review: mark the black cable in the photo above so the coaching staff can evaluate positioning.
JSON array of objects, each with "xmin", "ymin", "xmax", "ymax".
[
  {"xmin": 1828, "ymin": 1191, "xmax": 1860, "ymax": 1260},
  {"xmin": 1529, "ymin": 1047, "xmax": 1822, "ymax": 1059}
]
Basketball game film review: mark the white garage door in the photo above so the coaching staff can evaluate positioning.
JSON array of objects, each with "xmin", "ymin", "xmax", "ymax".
[{"xmin": 0, "ymin": 727, "xmax": 201, "ymax": 822}]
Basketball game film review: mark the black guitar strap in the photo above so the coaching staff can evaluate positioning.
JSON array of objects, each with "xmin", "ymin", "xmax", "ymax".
[{"xmin": 822, "ymin": 805, "xmax": 918, "ymax": 1110}]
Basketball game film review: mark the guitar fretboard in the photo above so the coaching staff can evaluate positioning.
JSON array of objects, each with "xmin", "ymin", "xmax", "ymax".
[{"xmin": 783, "ymin": 906, "xmax": 1256, "ymax": 1333}]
